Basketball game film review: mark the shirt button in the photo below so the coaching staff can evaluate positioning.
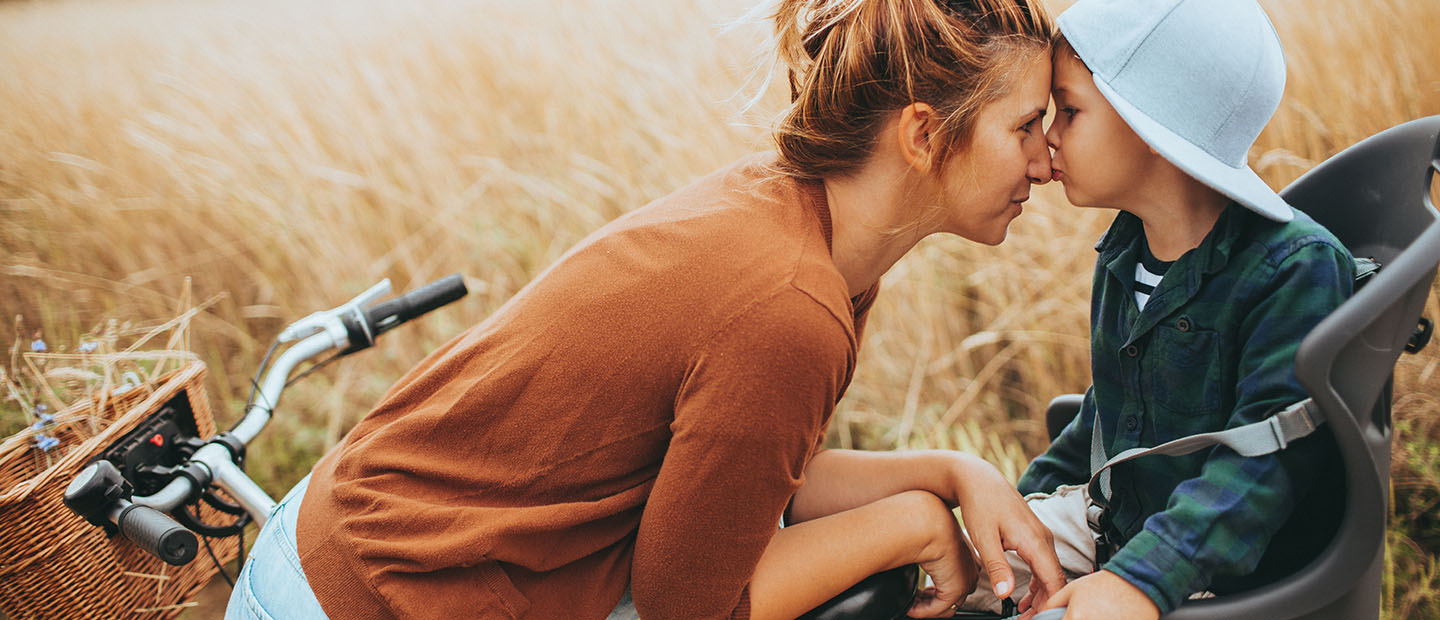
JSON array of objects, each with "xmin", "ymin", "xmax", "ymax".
[
  {"xmin": 1177, "ymin": 318, "xmax": 1192, "ymax": 332},
  {"xmin": 1125, "ymin": 416, "xmax": 1139, "ymax": 431},
  {"xmin": 1125, "ymin": 345, "xmax": 1139, "ymax": 357}
]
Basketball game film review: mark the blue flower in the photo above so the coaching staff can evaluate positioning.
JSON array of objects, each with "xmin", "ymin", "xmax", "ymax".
[{"xmin": 30, "ymin": 339, "xmax": 47, "ymax": 353}]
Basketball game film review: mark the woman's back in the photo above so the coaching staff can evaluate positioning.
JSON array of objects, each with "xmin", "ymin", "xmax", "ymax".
[{"xmin": 295, "ymin": 153, "xmax": 876, "ymax": 620}]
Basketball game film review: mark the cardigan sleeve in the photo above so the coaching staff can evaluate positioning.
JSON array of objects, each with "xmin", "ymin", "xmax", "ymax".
[{"xmin": 630, "ymin": 287, "xmax": 853, "ymax": 620}]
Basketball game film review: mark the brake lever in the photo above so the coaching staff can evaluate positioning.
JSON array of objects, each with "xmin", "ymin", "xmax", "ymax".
[{"xmin": 276, "ymin": 279, "xmax": 392, "ymax": 344}]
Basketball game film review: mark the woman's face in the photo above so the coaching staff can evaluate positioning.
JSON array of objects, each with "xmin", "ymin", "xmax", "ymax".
[{"xmin": 936, "ymin": 51, "xmax": 1054, "ymax": 245}]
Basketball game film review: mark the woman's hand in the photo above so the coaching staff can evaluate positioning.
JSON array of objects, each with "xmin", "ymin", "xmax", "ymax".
[
  {"xmin": 949, "ymin": 453, "xmax": 1067, "ymax": 609},
  {"xmin": 905, "ymin": 491, "xmax": 979, "ymax": 617},
  {"xmin": 781, "ymin": 449, "xmax": 1066, "ymax": 612},
  {"xmin": 1032, "ymin": 570, "xmax": 1159, "ymax": 620}
]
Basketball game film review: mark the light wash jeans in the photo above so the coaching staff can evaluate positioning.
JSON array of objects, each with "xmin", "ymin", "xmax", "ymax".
[
  {"xmin": 224, "ymin": 474, "xmax": 640, "ymax": 620},
  {"xmin": 225, "ymin": 474, "xmax": 329, "ymax": 620}
]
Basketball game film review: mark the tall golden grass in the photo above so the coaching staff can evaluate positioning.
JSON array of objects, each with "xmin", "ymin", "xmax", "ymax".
[{"xmin": 0, "ymin": 0, "xmax": 1437, "ymax": 617}]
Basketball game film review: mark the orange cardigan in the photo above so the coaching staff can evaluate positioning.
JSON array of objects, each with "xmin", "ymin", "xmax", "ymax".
[{"xmin": 297, "ymin": 153, "xmax": 877, "ymax": 620}]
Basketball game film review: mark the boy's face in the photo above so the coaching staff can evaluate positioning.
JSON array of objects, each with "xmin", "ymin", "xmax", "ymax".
[{"xmin": 1045, "ymin": 49, "xmax": 1158, "ymax": 209}]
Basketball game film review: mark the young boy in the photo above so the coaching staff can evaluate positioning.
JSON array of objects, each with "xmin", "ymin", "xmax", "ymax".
[{"xmin": 964, "ymin": 1, "xmax": 1355, "ymax": 618}]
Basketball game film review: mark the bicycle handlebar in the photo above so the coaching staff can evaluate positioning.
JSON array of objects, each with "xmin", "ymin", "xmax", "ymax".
[
  {"xmin": 348, "ymin": 274, "xmax": 468, "ymax": 349},
  {"xmin": 116, "ymin": 503, "xmax": 198, "ymax": 565},
  {"xmin": 65, "ymin": 460, "xmax": 199, "ymax": 565},
  {"xmin": 235, "ymin": 273, "xmax": 469, "ymax": 444}
]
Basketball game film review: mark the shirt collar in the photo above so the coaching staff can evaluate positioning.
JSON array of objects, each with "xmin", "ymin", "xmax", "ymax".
[
  {"xmin": 1094, "ymin": 202, "xmax": 1249, "ymax": 277},
  {"xmin": 1095, "ymin": 203, "xmax": 1253, "ymax": 344}
]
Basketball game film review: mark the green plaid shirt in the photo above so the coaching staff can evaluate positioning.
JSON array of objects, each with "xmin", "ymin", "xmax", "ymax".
[{"xmin": 1018, "ymin": 204, "xmax": 1354, "ymax": 613}]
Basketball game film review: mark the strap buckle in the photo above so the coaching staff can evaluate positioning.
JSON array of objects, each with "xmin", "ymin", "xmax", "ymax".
[
  {"xmin": 1264, "ymin": 415, "xmax": 1289, "ymax": 451},
  {"xmin": 1267, "ymin": 400, "xmax": 1319, "ymax": 453},
  {"xmin": 1086, "ymin": 499, "xmax": 1115, "ymax": 569},
  {"xmin": 1086, "ymin": 500, "xmax": 1107, "ymax": 534}
]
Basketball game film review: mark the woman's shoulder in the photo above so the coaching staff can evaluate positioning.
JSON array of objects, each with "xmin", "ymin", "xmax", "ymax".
[
  {"xmin": 514, "ymin": 151, "xmax": 852, "ymax": 332},
  {"xmin": 617, "ymin": 153, "xmax": 857, "ymax": 335},
  {"xmin": 657, "ymin": 151, "xmax": 795, "ymax": 213},
  {"xmin": 615, "ymin": 151, "xmax": 842, "ymax": 277}
]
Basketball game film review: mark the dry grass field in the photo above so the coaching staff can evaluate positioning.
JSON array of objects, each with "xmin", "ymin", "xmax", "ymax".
[{"xmin": 0, "ymin": 0, "xmax": 1437, "ymax": 617}]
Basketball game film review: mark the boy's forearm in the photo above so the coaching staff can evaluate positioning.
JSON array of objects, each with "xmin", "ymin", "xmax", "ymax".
[
  {"xmin": 1017, "ymin": 388, "xmax": 1096, "ymax": 495},
  {"xmin": 1016, "ymin": 438, "xmax": 1089, "ymax": 495},
  {"xmin": 1102, "ymin": 529, "xmax": 1205, "ymax": 615},
  {"xmin": 1102, "ymin": 448, "xmax": 1300, "ymax": 614}
]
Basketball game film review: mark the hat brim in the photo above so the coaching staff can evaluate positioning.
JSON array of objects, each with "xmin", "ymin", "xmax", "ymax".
[{"xmin": 1092, "ymin": 76, "xmax": 1294, "ymax": 222}]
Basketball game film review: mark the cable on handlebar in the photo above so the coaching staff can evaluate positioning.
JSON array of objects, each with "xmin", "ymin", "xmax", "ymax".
[
  {"xmin": 173, "ymin": 499, "xmax": 250, "ymax": 538},
  {"xmin": 284, "ymin": 350, "xmax": 344, "ymax": 388},
  {"xmin": 232, "ymin": 339, "xmax": 281, "ymax": 433},
  {"xmin": 200, "ymin": 535, "xmax": 235, "ymax": 587},
  {"xmin": 201, "ymin": 488, "xmax": 248, "ymax": 515}
]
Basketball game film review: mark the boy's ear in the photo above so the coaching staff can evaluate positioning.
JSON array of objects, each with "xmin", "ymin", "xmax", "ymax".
[{"xmin": 897, "ymin": 102, "xmax": 937, "ymax": 174}]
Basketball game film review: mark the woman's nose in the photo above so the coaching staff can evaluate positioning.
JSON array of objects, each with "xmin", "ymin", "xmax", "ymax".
[{"xmin": 1027, "ymin": 139, "xmax": 1053, "ymax": 185}]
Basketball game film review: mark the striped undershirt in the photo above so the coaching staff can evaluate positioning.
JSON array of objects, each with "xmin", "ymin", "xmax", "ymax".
[{"xmin": 1134, "ymin": 242, "xmax": 1174, "ymax": 311}]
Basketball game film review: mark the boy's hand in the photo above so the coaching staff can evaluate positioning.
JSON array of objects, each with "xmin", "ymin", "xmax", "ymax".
[
  {"xmin": 950, "ymin": 454, "xmax": 1067, "ymax": 609},
  {"xmin": 1034, "ymin": 570, "xmax": 1159, "ymax": 620}
]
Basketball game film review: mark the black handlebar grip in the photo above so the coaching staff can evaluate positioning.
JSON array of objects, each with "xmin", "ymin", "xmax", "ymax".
[
  {"xmin": 365, "ymin": 274, "xmax": 468, "ymax": 337},
  {"xmin": 117, "ymin": 504, "xmax": 199, "ymax": 565}
]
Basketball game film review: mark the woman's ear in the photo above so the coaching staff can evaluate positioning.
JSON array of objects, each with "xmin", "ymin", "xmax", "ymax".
[{"xmin": 897, "ymin": 102, "xmax": 937, "ymax": 174}]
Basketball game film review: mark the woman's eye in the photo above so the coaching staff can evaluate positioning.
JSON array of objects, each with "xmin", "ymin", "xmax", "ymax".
[{"xmin": 1020, "ymin": 119, "xmax": 1037, "ymax": 134}]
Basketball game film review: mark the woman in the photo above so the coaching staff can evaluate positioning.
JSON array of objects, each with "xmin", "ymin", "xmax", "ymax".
[{"xmin": 228, "ymin": 1, "xmax": 1065, "ymax": 619}]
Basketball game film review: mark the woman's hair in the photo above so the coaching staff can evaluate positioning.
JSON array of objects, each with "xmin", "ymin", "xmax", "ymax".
[{"xmin": 772, "ymin": 0, "xmax": 1053, "ymax": 180}]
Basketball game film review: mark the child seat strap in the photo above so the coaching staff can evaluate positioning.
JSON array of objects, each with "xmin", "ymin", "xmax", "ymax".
[{"xmin": 1084, "ymin": 399, "xmax": 1323, "ymax": 564}]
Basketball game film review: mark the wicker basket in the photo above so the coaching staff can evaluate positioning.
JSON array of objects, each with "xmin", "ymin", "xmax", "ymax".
[{"xmin": 0, "ymin": 361, "xmax": 239, "ymax": 620}]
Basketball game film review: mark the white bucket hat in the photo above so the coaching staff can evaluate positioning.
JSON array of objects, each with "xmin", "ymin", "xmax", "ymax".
[{"xmin": 1058, "ymin": 0, "xmax": 1294, "ymax": 222}]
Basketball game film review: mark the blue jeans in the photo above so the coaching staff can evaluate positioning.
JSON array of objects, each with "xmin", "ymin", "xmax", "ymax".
[
  {"xmin": 225, "ymin": 474, "xmax": 329, "ymax": 620},
  {"xmin": 224, "ymin": 474, "xmax": 640, "ymax": 620}
]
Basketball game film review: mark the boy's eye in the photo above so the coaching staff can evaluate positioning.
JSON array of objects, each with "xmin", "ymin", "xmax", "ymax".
[{"xmin": 1062, "ymin": 106, "xmax": 1078, "ymax": 118}]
